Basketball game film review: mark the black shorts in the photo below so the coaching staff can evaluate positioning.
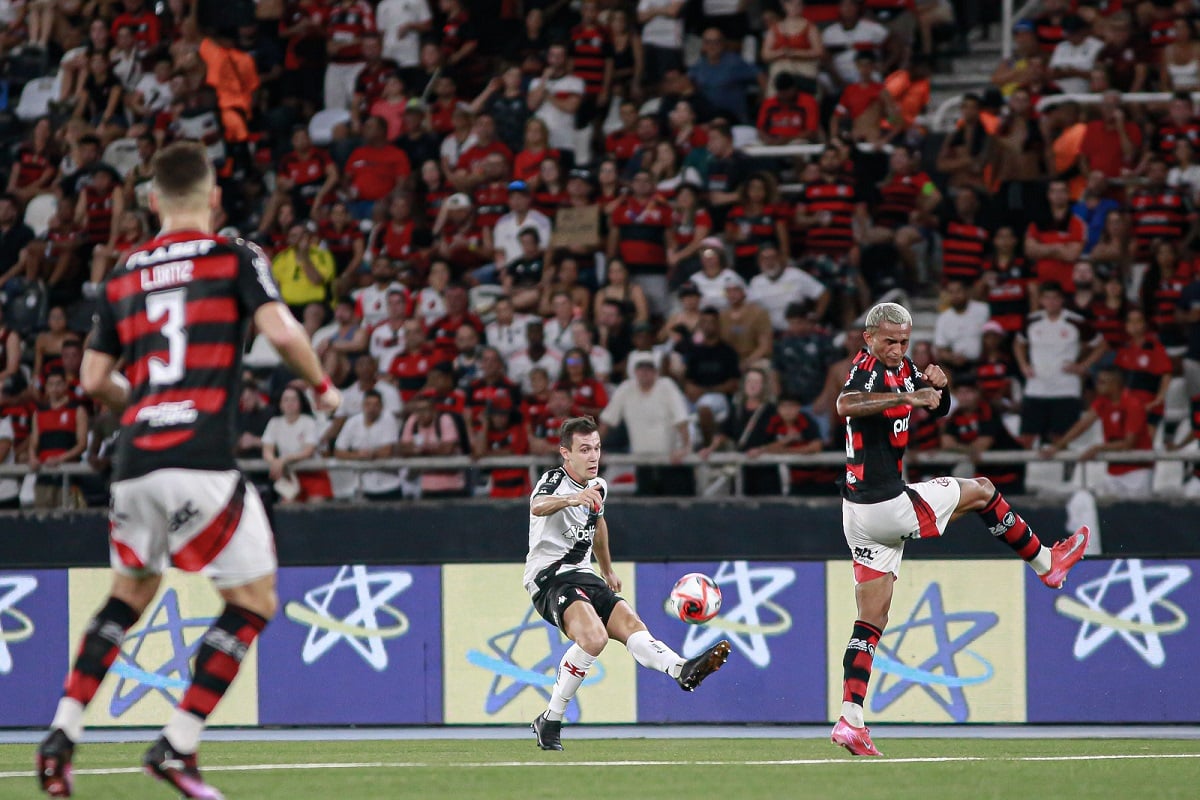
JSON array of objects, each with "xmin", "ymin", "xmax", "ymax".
[
  {"xmin": 532, "ymin": 570, "xmax": 624, "ymax": 633},
  {"xmin": 1020, "ymin": 397, "xmax": 1082, "ymax": 441}
]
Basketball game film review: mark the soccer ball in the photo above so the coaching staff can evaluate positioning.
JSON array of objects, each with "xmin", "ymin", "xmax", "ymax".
[{"xmin": 667, "ymin": 573, "xmax": 722, "ymax": 624}]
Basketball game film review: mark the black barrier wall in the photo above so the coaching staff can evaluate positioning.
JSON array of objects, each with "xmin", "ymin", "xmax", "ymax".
[{"xmin": 1, "ymin": 500, "xmax": 1196, "ymax": 568}]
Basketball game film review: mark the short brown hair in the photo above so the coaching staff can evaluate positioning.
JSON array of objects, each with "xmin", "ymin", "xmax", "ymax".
[
  {"xmin": 152, "ymin": 141, "xmax": 213, "ymax": 204},
  {"xmin": 559, "ymin": 416, "xmax": 599, "ymax": 450}
]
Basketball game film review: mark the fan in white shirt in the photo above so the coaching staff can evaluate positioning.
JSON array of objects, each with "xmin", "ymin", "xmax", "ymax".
[
  {"xmin": 337, "ymin": 355, "xmax": 404, "ymax": 419},
  {"xmin": 1048, "ymin": 19, "xmax": 1104, "ymax": 95},
  {"xmin": 352, "ymin": 259, "xmax": 409, "ymax": 327},
  {"xmin": 528, "ymin": 44, "xmax": 585, "ymax": 153},
  {"xmin": 375, "ymin": 0, "xmax": 432, "ymax": 68},
  {"xmin": 333, "ymin": 391, "xmax": 404, "ymax": 498},
  {"xmin": 691, "ymin": 247, "xmax": 744, "ymax": 311},
  {"xmin": 485, "ymin": 296, "xmax": 534, "ymax": 360},
  {"xmin": 507, "ymin": 323, "xmax": 563, "ymax": 392},
  {"xmin": 747, "ymin": 246, "xmax": 829, "ymax": 330}
]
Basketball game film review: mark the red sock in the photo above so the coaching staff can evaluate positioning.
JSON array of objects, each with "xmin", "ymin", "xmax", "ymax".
[
  {"xmin": 64, "ymin": 597, "xmax": 139, "ymax": 706},
  {"xmin": 179, "ymin": 605, "xmax": 267, "ymax": 720},
  {"xmin": 979, "ymin": 490, "xmax": 1042, "ymax": 562},
  {"xmin": 842, "ymin": 620, "xmax": 882, "ymax": 706}
]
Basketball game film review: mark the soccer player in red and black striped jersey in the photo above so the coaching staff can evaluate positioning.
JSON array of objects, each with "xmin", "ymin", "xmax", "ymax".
[
  {"xmin": 831, "ymin": 302, "xmax": 1089, "ymax": 758},
  {"xmin": 37, "ymin": 142, "xmax": 341, "ymax": 800}
]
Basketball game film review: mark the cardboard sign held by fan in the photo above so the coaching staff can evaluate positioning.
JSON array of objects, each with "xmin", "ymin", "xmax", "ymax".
[{"xmin": 551, "ymin": 205, "xmax": 600, "ymax": 249}]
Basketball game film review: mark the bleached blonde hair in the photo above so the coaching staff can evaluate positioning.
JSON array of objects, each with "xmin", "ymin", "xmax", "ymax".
[{"xmin": 864, "ymin": 302, "xmax": 912, "ymax": 332}]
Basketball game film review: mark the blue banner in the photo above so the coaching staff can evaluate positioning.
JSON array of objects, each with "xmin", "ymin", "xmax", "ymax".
[
  {"xmin": 0, "ymin": 570, "xmax": 68, "ymax": 726},
  {"xmin": 258, "ymin": 565, "xmax": 443, "ymax": 724},
  {"xmin": 635, "ymin": 560, "xmax": 827, "ymax": 722}
]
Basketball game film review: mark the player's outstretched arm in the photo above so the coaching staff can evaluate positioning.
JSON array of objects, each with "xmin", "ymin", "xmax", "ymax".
[
  {"xmin": 254, "ymin": 302, "xmax": 341, "ymax": 414},
  {"xmin": 80, "ymin": 350, "xmax": 131, "ymax": 412}
]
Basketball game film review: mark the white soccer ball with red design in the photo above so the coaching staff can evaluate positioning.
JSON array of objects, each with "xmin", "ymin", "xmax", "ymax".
[{"xmin": 667, "ymin": 572, "xmax": 722, "ymax": 624}]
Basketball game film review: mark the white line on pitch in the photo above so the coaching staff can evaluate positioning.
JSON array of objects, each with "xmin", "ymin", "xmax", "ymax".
[{"xmin": 4, "ymin": 752, "xmax": 1200, "ymax": 779}]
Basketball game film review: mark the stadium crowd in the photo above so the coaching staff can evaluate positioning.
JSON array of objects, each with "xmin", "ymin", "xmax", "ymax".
[{"xmin": 0, "ymin": 0, "xmax": 1199, "ymax": 507}]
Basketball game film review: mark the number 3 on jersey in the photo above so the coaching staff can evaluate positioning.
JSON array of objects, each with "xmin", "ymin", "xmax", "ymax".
[{"xmin": 146, "ymin": 288, "xmax": 187, "ymax": 385}]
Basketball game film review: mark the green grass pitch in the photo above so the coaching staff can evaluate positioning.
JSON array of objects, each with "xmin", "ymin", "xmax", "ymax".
[{"xmin": 3, "ymin": 737, "xmax": 1199, "ymax": 799}]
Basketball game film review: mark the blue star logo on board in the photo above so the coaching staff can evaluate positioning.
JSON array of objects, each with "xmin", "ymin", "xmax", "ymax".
[
  {"xmin": 284, "ymin": 565, "xmax": 412, "ymax": 671},
  {"xmin": 870, "ymin": 582, "xmax": 998, "ymax": 723},
  {"xmin": 1054, "ymin": 559, "xmax": 1191, "ymax": 667},
  {"xmin": 466, "ymin": 606, "xmax": 605, "ymax": 723},
  {"xmin": 0, "ymin": 575, "xmax": 37, "ymax": 675},
  {"xmin": 109, "ymin": 589, "xmax": 214, "ymax": 717},
  {"xmin": 677, "ymin": 561, "xmax": 795, "ymax": 667}
]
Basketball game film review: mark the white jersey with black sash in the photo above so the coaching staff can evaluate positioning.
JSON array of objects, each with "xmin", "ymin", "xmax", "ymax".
[{"xmin": 523, "ymin": 467, "xmax": 607, "ymax": 597}]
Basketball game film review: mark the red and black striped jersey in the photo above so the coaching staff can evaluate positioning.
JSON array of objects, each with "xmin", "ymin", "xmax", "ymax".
[
  {"xmin": 984, "ymin": 256, "xmax": 1034, "ymax": 332},
  {"xmin": 466, "ymin": 377, "xmax": 522, "ymax": 416},
  {"xmin": 369, "ymin": 219, "xmax": 415, "ymax": 261},
  {"xmin": 726, "ymin": 204, "xmax": 787, "ymax": 260},
  {"xmin": 473, "ymin": 181, "xmax": 510, "ymax": 230},
  {"xmin": 317, "ymin": 220, "xmax": 365, "ymax": 266},
  {"xmin": 756, "ymin": 95, "xmax": 820, "ymax": 142},
  {"xmin": 429, "ymin": 311, "xmax": 485, "ymax": 360},
  {"xmin": 798, "ymin": 179, "xmax": 857, "ymax": 257},
  {"xmin": 88, "ymin": 231, "xmax": 281, "ymax": 480},
  {"xmin": 841, "ymin": 348, "xmax": 949, "ymax": 503},
  {"xmin": 1087, "ymin": 298, "xmax": 1129, "ymax": 349},
  {"xmin": 354, "ymin": 59, "xmax": 400, "ymax": 109},
  {"xmin": 975, "ymin": 356, "xmax": 1017, "ymax": 406},
  {"xmin": 325, "ymin": 0, "xmax": 376, "ymax": 63},
  {"xmin": 12, "ymin": 145, "xmax": 53, "ymax": 189},
  {"xmin": 569, "ymin": 24, "xmax": 613, "ymax": 96},
  {"xmin": 0, "ymin": 400, "xmax": 35, "ymax": 446},
  {"xmin": 1129, "ymin": 186, "xmax": 1191, "ymax": 256},
  {"xmin": 388, "ymin": 345, "xmax": 444, "ymax": 399},
  {"xmin": 611, "ymin": 196, "xmax": 669, "ymax": 273},
  {"xmin": 480, "ymin": 422, "xmax": 530, "ymax": 496},
  {"xmin": 873, "ymin": 171, "xmax": 932, "ymax": 229},
  {"xmin": 82, "ymin": 184, "xmax": 116, "ymax": 245},
  {"xmin": 941, "ymin": 220, "xmax": 990, "ymax": 285},
  {"xmin": 1115, "ymin": 335, "xmax": 1172, "ymax": 412},
  {"xmin": 34, "ymin": 403, "xmax": 81, "ymax": 460},
  {"xmin": 1155, "ymin": 118, "xmax": 1200, "ymax": 163},
  {"xmin": 278, "ymin": 147, "xmax": 333, "ymax": 197}
]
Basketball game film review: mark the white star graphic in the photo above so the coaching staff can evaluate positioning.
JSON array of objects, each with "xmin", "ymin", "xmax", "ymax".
[
  {"xmin": 0, "ymin": 575, "xmax": 37, "ymax": 674},
  {"xmin": 1062, "ymin": 559, "xmax": 1192, "ymax": 667},
  {"xmin": 285, "ymin": 565, "xmax": 413, "ymax": 671},
  {"xmin": 681, "ymin": 561, "xmax": 795, "ymax": 667}
]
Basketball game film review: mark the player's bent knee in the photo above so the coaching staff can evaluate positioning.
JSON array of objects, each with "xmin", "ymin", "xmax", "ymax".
[{"xmin": 576, "ymin": 628, "xmax": 609, "ymax": 656}]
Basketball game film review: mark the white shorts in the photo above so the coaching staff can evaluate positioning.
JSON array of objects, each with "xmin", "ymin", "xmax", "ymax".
[
  {"xmin": 109, "ymin": 469, "xmax": 276, "ymax": 589},
  {"xmin": 842, "ymin": 477, "xmax": 962, "ymax": 583}
]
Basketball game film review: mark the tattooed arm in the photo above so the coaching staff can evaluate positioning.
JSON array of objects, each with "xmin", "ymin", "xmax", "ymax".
[{"xmin": 837, "ymin": 389, "xmax": 943, "ymax": 418}]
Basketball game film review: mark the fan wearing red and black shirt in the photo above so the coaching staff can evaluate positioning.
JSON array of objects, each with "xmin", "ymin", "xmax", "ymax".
[
  {"xmin": 793, "ymin": 145, "xmax": 863, "ymax": 261},
  {"xmin": 1025, "ymin": 180, "xmax": 1086, "ymax": 291},
  {"xmin": 604, "ymin": 102, "xmax": 642, "ymax": 166},
  {"xmin": 569, "ymin": 0, "xmax": 614, "ymax": 122},
  {"xmin": 36, "ymin": 142, "xmax": 342, "ymax": 800},
  {"xmin": 30, "ymin": 368, "xmax": 88, "ymax": 498},
  {"xmin": 466, "ymin": 347, "xmax": 522, "ymax": 425},
  {"xmin": 608, "ymin": 169, "xmax": 670, "ymax": 312},
  {"xmin": 1115, "ymin": 308, "xmax": 1173, "ymax": 428},
  {"xmin": 940, "ymin": 379, "xmax": 1026, "ymax": 496},
  {"xmin": 1043, "ymin": 366, "xmax": 1153, "ymax": 497},
  {"xmin": 324, "ymin": 0, "xmax": 377, "ymax": 112},
  {"xmin": 762, "ymin": 395, "xmax": 825, "ymax": 494},
  {"xmin": 756, "ymin": 72, "xmax": 820, "ymax": 145},
  {"xmin": 830, "ymin": 301, "xmax": 1088, "ymax": 759},
  {"xmin": 472, "ymin": 394, "xmax": 530, "ymax": 498},
  {"xmin": 940, "ymin": 187, "xmax": 991, "ymax": 291},
  {"xmin": 7, "ymin": 119, "xmax": 58, "ymax": 204},
  {"xmin": 278, "ymin": 128, "xmax": 338, "ymax": 215},
  {"xmin": 527, "ymin": 384, "xmax": 572, "ymax": 456},
  {"xmin": 1154, "ymin": 94, "xmax": 1200, "ymax": 164},
  {"xmin": 455, "ymin": 114, "xmax": 515, "ymax": 189},
  {"xmin": 388, "ymin": 319, "xmax": 444, "ymax": 399},
  {"xmin": 1129, "ymin": 157, "xmax": 1193, "ymax": 261},
  {"xmin": 319, "ymin": 202, "xmax": 366, "ymax": 280},
  {"xmin": 428, "ymin": 284, "xmax": 484, "ymax": 361}
]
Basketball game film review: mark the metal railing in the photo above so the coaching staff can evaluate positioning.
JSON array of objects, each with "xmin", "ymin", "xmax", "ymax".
[{"xmin": 4, "ymin": 449, "xmax": 1196, "ymax": 507}]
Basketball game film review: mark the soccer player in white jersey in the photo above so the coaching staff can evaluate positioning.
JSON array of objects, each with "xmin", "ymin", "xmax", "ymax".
[{"xmin": 525, "ymin": 416, "xmax": 730, "ymax": 750}]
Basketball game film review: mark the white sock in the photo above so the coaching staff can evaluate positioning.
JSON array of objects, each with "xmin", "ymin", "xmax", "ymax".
[
  {"xmin": 1031, "ymin": 546, "xmax": 1052, "ymax": 575},
  {"xmin": 841, "ymin": 701, "xmax": 865, "ymax": 728},
  {"xmin": 50, "ymin": 698, "xmax": 85, "ymax": 744},
  {"xmin": 162, "ymin": 709, "xmax": 205, "ymax": 755},
  {"xmin": 626, "ymin": 630, "xmax": 684, "ymax": 678},
  {"xmin": 546, "ymin": 644, "xmax": 596, "ymax": 722}
]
